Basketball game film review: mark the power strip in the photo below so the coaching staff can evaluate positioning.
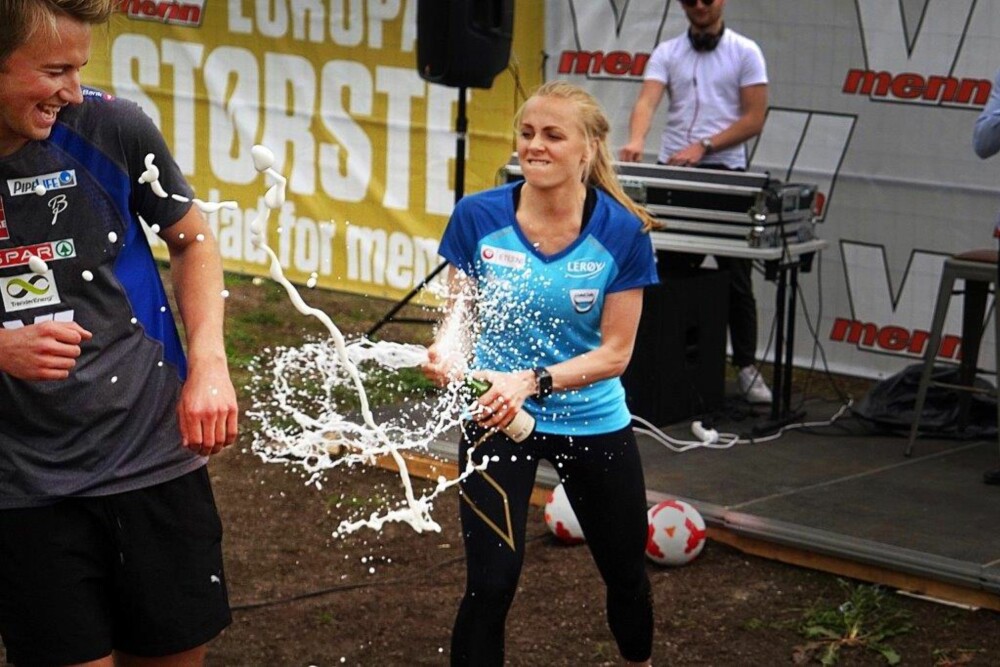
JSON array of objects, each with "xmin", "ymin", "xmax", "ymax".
[{"xmin": 691, "ymin": 420, "xmax": 719, "ymax": 444}]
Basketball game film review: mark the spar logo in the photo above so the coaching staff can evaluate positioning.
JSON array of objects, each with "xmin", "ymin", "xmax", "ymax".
[
  {"xmin": 1, "ymin": 270, "xmax": 61, "ymax": 313},
  {"xmin": 844, "ymin": 0, "xmax": 993, "ymax": 108},
  {"xmin": 7, "ymin": 170, "xmax": 76, "ymax": 197},
  {"xmin": 0, "ymin": 240, "xmax": 76, "ymax": 269},
  {"xmin": 556, "ymin": 0, "xmax": 682, "ymax": 80},
  {"xmin": 0, "ymin": 196, "xmax": 8, "ymax": 241},
  {"xmin": 118, "ymin": 0, "xmax": 205, "ymax": 27},
  {"xmin": 565, "ymin": 260, "xmax": 606, "ymax": 279}
]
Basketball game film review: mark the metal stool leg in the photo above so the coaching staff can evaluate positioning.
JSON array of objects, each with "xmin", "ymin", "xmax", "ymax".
[
  {"xmin": 957, "ymin": 279, "xmax": 989, "ymax": 430},
  {"xmin": 906, "ymin": 264, "xmax": 958, "ymax": 456},
  {"xmin": 995, "ymin": 275, "xmax": 1000, "ymax": 461}
]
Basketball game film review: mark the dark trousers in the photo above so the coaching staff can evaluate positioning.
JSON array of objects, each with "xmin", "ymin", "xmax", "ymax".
[
  {"xmin": 717, "ymin": 255, "xmax": 758, "ymax": 368},
  {"xmin": 659, "ymin": 160, "xmax": 760, "ymax": 369},
  {"xmin": 451, "ymin": 424, "xmax": 653, "ymax": 665}
]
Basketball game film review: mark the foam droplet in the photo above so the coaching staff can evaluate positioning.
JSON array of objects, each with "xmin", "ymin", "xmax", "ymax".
[
  {"xmin": 150, "ymin": 224, "xmax": 161, "ymax": 234},
  {"xmin": 196, "ymin": 233, "xmax": 205, "ymax": 242},
  {"xmin": 82, "ymin": 270, "xmax": 94, "ymax": 282},
  {"xmin": 34, "ymin": 185, "xmax": 46, "ymax": 196},
  {"xmin": 107, "ymin": 231, "xmax": 118, "ymax": 244},
  {"xmin": 28, "ymin": 255, "xmax": 48, "ymax": 274},
  {"xmin": 251, "ymin": 144, "xmax": 275, "ymax": 172},
  {"xmin": 111, "ymin": 376, "xmax": 118, "ymax": 383},
  {"xmin": 220, "ymin": 289, "xmax": 230, "ymax": 299},
  {"xmin": 264, "ymin": 184, "xmax": 282, "ymax": 210}
]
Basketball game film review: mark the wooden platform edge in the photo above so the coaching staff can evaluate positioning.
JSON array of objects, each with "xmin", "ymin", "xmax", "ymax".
[
  {"xmin": 707, "ymin": 527, "xmax": 1000, "ymax": 613},
  {"xmin": 376, "ymin": 451, "xmax": 999, "ymax": 612},
  {"xmin": 372, "ymin": 450, "xmax": 551, "ymax": 508}
]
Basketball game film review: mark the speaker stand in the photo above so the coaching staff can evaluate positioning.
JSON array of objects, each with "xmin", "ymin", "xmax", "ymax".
[{"xmin": 367, "ymin": 87, "xmax": 467, "ymax": 338}]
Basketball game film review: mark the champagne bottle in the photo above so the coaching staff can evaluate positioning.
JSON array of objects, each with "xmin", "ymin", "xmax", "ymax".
[{"xmin": 465, "ymin": 376, "xmax": 535, "ymax": 443}]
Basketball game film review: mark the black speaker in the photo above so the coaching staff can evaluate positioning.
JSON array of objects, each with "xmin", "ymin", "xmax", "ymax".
[
  {"xmin": 621, "ymin": 260, "xmax": 729, "ymax": 426},
  {"xmin": 417, "ymin": 0, "xmax": 514, "ymax": 89}
]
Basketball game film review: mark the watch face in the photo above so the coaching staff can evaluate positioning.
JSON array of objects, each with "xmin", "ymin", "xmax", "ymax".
[{"xmin": 533, "ymin": 367, "xmax": 553, "ymax": 397}]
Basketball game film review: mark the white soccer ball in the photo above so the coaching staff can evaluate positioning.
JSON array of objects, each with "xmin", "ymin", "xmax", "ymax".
[
  {"xmin": 544, "ymin": 483, "xmax": 585, "ymax": 544},
  {"xmin": 645, "ymin": 499, "xmax": 706, "ymax": 566}
]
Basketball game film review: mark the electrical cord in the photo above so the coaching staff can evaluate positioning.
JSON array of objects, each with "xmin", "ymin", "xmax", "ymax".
[
  {"xmin": 230, "ymin": 531, "xmax": 550, "ymax": 613},
  {"xmin": 632, "ymin": 398, "xmax": 853, "ymax": 451}
]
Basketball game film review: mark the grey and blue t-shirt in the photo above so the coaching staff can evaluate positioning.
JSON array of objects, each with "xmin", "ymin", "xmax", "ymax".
[{"xmin": 0, "ymin": 88, "xmax": 206, "ymax": 508}]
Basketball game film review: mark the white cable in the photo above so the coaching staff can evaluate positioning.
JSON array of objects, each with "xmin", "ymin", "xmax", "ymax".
[
  {"xmin": 630, "ymin": 399, "xmax": 853, "ymax": 451},
  {"xmin": 631, "ymin": 414, "xmax": 739, "ymax": 452}
]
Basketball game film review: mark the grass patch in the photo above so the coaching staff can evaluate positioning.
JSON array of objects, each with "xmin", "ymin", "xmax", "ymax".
[{"xmin": 793, "ymin": 580, "xmax": 912, "ymax": 665}]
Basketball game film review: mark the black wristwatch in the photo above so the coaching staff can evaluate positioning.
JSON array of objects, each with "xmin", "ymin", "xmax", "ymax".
[{"xmin": 532, "ymin": 367, "xmax": 553, "ymax": 399}]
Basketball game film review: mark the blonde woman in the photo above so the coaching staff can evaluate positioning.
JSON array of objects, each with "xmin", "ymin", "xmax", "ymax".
[{"xmin": 424, "ymin": 81, "xmax": 657, "ymax": 666}]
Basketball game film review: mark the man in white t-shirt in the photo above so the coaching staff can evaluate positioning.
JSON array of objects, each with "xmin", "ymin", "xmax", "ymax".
[{"xmin": 619, "ymin": 0, "xmax": 772, "ymax": 404}]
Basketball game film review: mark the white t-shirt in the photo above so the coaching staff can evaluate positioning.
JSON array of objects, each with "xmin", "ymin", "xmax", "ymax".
[{"xmin": 644, "ymin": 28, "xmax": 768, "ymax": 169}]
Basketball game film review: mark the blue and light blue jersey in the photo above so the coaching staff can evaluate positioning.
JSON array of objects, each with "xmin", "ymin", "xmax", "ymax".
[{"xmin": 438, "ymin": 183, "xmax": 658, "ymax": 436}]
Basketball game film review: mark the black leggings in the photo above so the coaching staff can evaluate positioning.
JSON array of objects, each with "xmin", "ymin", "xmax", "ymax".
[{"xmin": 451, "ymin": 424, "xmax": 653, "ymax": 666}]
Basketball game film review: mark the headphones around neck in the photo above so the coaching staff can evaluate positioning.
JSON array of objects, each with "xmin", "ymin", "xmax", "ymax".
[{"xmin": 688, "ymin": 24, "xmax": 725, "ymax": 52}]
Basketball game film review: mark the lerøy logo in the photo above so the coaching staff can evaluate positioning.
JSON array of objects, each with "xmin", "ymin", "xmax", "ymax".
[
  {"xmin": 1, "ymin": 270, "xmax": 61, "ymax": 313},
  {"xmin": 118, "ymin": 0, "xmax": 205, "ymax": 27},
  {"xmin": 565, "ymin": 260, "xmax": 606, "ymax": 279},
  {"xmin": 844, "ymin": 0, "xmax": 992, "ymax": 108},
  {"xmin": 556, "ymin": 0, "xmax": 680, "ymax": 80},
  {"xmin": 7, "ymin": 170, "xmax": 77, "ymax": 197},
  {"xmin": 0, "ymin": 196, "xmax": 8, "ymax": 240}
]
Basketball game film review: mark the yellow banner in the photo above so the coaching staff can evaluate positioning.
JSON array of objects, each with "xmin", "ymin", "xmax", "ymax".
[{"xmin": 86, "ymin": 1, "xmax": 543, "ymax": 300}]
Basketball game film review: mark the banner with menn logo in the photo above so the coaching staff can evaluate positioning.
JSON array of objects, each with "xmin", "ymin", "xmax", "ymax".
[
  {"xmin": 85, "ymin": 1, "xmax": 543, "ymax": 301},
  {"xmin": 549, "ymin": 0, "xmax": 1000, "ymax": 379}
]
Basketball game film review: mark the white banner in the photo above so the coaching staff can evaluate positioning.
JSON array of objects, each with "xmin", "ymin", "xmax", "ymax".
[{"xmin": 546, "ymin": 0, "xmax": 1000, "ymax": 379}]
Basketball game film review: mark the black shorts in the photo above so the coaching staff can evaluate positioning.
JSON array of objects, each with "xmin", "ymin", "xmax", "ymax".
[{"xmin": 0, "ymin": 466, "xmax": 231, "ymax": 666}]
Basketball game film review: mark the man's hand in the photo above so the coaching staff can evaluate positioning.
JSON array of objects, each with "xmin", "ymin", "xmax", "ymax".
[
  {"xmin": 618, "ymin": 141, "xmax": 645, "ymax": 162},
  {"xmin": 0, "ymin": 321, "xmax": 93, "ymax": 380},
  {"xmin": 667, "ymin": 141, "xmax": 709, "ymax": 166},
  {"xmin": 176, "ymin": 360, "xmax": 239, "ymax": 457}
]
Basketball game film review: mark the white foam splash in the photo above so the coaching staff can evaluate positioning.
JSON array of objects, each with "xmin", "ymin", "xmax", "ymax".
[
  {"xmin": 244, "ymin": 150, "xmax": 482, "ymax": 535},
  {"xmin": 138, "ymin": 146, "xmax": 486, "ymax": 536}
]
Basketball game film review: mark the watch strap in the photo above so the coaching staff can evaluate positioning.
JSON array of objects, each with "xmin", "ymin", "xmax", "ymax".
[{"xmin": 532, "ymin": 366, "xmax": 553, "ymax": 399}]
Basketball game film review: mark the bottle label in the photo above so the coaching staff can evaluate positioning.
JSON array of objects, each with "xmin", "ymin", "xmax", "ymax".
[{"xmin": 503, "ymin": 410, "xmax": 535, "ymax": 443}]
